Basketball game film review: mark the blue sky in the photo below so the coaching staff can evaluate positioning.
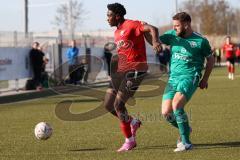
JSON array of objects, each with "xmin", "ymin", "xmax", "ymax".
[{"xmin": 0, "ymin": 0, "xmax": 239, "ymax": 32}]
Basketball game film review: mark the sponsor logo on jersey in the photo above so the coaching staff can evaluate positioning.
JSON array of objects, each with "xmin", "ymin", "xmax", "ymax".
[
  {"xmin": 116, "ymin": 40, "xmax": 134, "ymax": 50},
  {"xmin": 173, "ymin": 52, "xmax": 191, "ymax": 62}
]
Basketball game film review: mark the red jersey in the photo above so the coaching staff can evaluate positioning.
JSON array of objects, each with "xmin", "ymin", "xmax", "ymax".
[
  {"xmin": 114, "ymin": 19, "xmax": 148, "ymax": 72},
  {"xmin": 222, "ymin": 43, "xmax": 234, "ymax": 58},
  {"xmin": 236, "ymin": 48, "xmax": 240, "ymax": 57}
]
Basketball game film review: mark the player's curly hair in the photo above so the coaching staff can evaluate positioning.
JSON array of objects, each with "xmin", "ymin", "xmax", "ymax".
[
  {"xmin": 173, "ymin": 12, "xmax": 191, "ymax": 23},
  {"xmin": 107, "ymin": 3, "xmax": 126, "ymax": 17}
]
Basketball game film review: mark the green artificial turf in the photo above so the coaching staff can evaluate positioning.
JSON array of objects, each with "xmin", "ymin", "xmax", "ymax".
[{"xmin": 0, "ymin": 67, "xmax": 240, "ymax": 160}]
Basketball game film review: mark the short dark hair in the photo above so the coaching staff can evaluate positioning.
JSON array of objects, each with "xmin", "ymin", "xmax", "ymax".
[
  {"xmin": 107, "ymin": 3, "xmax": 126, "ymax": 17},
  {"xmin": 226, "ymin": 35, "xmax": 231, "ymax": 39},
  {"xmin": 33, "ymin": 41, "xmax": 39, "ymax": 46},
  {"xmin": 173, "ymin": 12, "xmax": 191, "ymax": 23}
]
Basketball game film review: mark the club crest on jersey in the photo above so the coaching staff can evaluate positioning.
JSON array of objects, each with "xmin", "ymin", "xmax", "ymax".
[
  {"xmin": 181, "ymin": 48, "xmax": 187, "ymax": 53},
  {"xmin": 189, "ymin": 41, "xmax": 197, "ymax": 48},
  {"xmin": 120, "ymin": 30, "xmax": 125, "ymax": 37}
]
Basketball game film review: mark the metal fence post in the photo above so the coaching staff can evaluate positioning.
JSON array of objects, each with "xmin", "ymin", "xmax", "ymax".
[
  {"xmin": 56, "ymin": 29, "xmax": 63, "ymax": 84},
  {"xmin": 15, "ymin": 79, "xmax": 19, "ymax": 92},
  {"xmin": 13, "ymin": 31, "xmax": 17, "ymax": 47}
]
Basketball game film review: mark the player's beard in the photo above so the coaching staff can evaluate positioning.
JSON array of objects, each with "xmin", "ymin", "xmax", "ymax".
[{"xmin": 178, "ymin": 29, "xmax": 187, "ymax": 38}]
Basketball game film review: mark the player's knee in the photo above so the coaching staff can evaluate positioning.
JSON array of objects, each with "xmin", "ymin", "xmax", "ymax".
[
  {"xmin": 103, "ymin": 100, "xmax": 113, "ymax": 112},
  {"xmin": 162, "ymin": 108, "xmax": 173, "ymax": 121},
  {"xmin": 172, "ymin": 103, "xmax": 183, "ymax": 110},
  {"xmin": 161, "ymin": 105, "xmax": 175, "ymax": 122},
  {"xmin": 161, "ymin": 102, "xmax": 172, "ymax": 117},
  {"xmin": 113, "ymin": 98, "xmax": 125, "ymax": 112},
  {"xmin": 172, "ymin": 97, "xmax": 186, "ymax": 110},
  {"xmin": 104, "ymin": 89, "xmax": 116, "ymax": 111},
  {"xmin": 164, "ymin": 113, "xmax": 175, "ymax": 123},
  {"xmin": 106, "ymin": 88, "xmax": 115, "ymax": 95},
  {"xmin": 162, "ymin": 110, "xmax": 170, "ymax": 118}
]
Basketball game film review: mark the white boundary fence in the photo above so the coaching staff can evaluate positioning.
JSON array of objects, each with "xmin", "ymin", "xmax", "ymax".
[{"xmin": 0, "ymin": 48, "xmax": 31, "ymax": 81}]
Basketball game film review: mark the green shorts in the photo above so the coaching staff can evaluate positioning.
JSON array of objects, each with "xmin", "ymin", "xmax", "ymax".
[{"xmin": 162, "ymin": 75, "xmax": 200, "ymax": 101}]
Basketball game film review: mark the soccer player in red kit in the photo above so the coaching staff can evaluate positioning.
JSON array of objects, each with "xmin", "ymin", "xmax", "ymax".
[
  {"xmin": 236, "ymin": 45, "xmax": 240, "ymax": 66},
  {"xmin": 222, "ymin": 36, "xmax": 235, "ymax": 80},
  {"xmin": 104, "ymin": 3, "xmax": 162, "ymax": 152}
]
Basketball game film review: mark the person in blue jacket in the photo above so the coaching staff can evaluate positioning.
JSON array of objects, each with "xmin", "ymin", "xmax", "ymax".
[{"xmin": 66, "ymin": 40, "xmax": 79, "ymax": 84}]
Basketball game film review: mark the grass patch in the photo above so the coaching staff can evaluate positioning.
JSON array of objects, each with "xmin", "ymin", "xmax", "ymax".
[{"xmin": 0, "ymin": 67, "xmax": 240, "ymax": 159}]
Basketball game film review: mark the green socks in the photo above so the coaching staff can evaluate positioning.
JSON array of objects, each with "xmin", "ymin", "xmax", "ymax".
[{"xmin": 173, "ymin": 108, "xmax": 191, "ymax": 144}]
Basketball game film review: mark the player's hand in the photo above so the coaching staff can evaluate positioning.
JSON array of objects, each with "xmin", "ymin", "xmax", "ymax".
[
  {"xmin": 199, "ymin": 79, "xmax": 208, "ymax": 89},
  {"xmin": 152, "ymin": 41, "xmax": 162, "ymax": 54}
]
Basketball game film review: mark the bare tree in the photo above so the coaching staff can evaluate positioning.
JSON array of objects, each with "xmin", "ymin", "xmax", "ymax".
[
  {"xmin": 234, "ymin": 9, "xmax": 240, "ymax": 37},
  {"xmin": 199, "ymin": 0, "xmax": 216, "ymax": 35},
  {"xmin": 214, "ymin": 0, "xmax": 231, "ymax": 35},
  {"xmin": 180, "ymin": 0, "xmax": 201, "ymax": 32},
  {"xmin": 53, "ymin": 0, "xmax": 85, "ymax": 39},
  {"xmin": 180, "ymin": 0, "xmax": 239, "ymax": 36}
]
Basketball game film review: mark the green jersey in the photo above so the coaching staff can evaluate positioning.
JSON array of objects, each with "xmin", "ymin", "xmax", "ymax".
[{"xmin": 160, "ymin": 30, "xmax": 212, "ymax": 77}]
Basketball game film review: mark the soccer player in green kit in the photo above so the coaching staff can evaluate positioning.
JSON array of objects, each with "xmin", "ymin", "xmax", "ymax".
[{"xmin": 145, "ymin": 12, "xmax": 215, "ymax": 152}]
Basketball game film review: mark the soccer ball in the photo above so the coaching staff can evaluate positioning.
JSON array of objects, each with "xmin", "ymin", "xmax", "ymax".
[{"xmin": 34, "ymin": 122, "xmax": 53, "ymax": 140}]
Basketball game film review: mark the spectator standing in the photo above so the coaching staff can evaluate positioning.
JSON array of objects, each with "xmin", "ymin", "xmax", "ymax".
[
  {"xmin": 66, "ymin": 40, "xmax": 79, "ymax": 85},
  {"xmin": 29, "ymin": 42, "xmax": 44, "ymax": 90},
  {"xmin": 215, "ymin": 48, "xmax": 222, "ymax": 66},
  {"xmin": 103, "ymin": 43, "xmax": 113, "ymax": 76}
]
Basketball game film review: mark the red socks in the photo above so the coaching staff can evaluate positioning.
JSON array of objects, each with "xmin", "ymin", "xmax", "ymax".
[
  {"xmin": 228, "ymin": 66, "xmax": 235, "ymax": 73},
  {"xmin": 231, "ymin": 66, "xmax": 235, "ymax": 73},
  {"xmin": 228, "ymin": 66, "xmax": 231, "ymax": 73},
  {"xmin": 120, "ymin": 118, "xmax": 132, "ymax": 138}
]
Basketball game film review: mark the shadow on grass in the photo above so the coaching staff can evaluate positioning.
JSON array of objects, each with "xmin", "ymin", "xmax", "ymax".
[
  {"xmin": 138, "ymin": 144, "xmax": 174, "ymax": 150},
  {"xmin": 73, "ymin": 99, "xmax": 101, "ymax": 103},
  {"xmin": 69, "ymin": 148, "xmax": 106, "ymax": 152},
  {"xmin": 138, "ymin": 141, "xmax": 240, "ymax": 151},
  {"xmin": 194, "ymin": 141, "xmax": 240, "ymax": 150},
  {"xmin": 54, "ymin": 99, "xmax": 100, "ymax": 103},
  {"xmin": 52, "ymin": 97, "xmax": 101, "ymax": 103}
]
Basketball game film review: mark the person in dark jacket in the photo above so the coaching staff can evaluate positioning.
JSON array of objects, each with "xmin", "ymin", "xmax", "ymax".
[{"xmin": 29, "ymin": 42, "xmax": 44, "ymax": 89}]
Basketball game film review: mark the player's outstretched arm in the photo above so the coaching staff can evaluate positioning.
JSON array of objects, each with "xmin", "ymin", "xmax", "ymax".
[
  {"xmin": 143, "ymin": 24, "xmax": 162, "ymax": 53},
  {"xmin": 199, "ymin": 55, "xmax": 215, "ymax": 89},
  {"xmin": 144, "ymin": 32, "xmax": 153, "ymax": 46}
]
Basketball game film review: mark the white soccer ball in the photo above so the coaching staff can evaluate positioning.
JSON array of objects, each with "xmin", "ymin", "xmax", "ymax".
[{"xmin": 34, "ymin": 122, "xmax": 53, "ymax": 140}]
